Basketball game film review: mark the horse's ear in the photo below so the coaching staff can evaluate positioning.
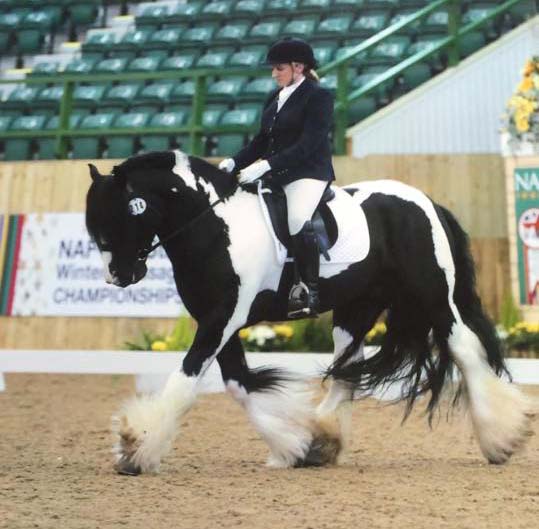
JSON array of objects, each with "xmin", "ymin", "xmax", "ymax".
[
  {"xmin": 112, "ymin": 165, "xmax": 127, "ymax": 188},
  {"xmin": 88, "ymin": 163, "xmax": 101, "ymax": 181}
]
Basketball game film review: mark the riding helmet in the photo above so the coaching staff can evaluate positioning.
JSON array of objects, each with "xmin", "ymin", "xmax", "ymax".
[{"xmin": 265, "ymin": 38, "xmax": 317, "ymax": 69}]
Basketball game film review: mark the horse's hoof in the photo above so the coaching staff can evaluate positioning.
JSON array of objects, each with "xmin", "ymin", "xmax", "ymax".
[
  {"xmin": 114, "ymin": 457, "xmax": 141, "ymax": 476},
  {"xmin": 295, "ymin": 433, "xmax": 342, "ymax": 468}
]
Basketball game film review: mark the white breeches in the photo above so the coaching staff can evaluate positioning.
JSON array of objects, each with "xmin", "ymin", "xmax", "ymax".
[{"xmin": 283, "ymin": 179, "xmax": 328, "ymax": 235}]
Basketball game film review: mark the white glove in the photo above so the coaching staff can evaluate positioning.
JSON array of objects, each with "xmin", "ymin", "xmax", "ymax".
[
  {"xmin": 238, "ymin": 160, "xmax": 271, "ymax": 184},
  {"xmin": 219, "ymin": 158, "xmax": 235, "ymax": 173}
]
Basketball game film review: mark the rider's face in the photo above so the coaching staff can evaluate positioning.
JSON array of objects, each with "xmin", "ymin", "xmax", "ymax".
[{"xmin": 271, "ymin": 63, "xmax": 305, "ymax": 87}]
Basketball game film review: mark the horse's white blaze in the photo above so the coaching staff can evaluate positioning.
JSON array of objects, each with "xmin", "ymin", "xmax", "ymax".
[
  {"xmin": 350, "ymin": 180, "xmax": 460, "ymax": 323},
  {"xmin": 113, "ymin": 370, "xmax": 197, "ymax": 473},
  {"xmin": 448, "ymin": 323, "xmax": 532, "ymax": 463},
  {"xmin": 172, "ymin": 150, "xmax": 197, "ymax": 191},
  {"xmin": 225, "ymin": 380, "xmax": 316, "ymax": 468},
  {"xmin": 100, "ymin": 251, "xmax": 114, "ymax": 284}
]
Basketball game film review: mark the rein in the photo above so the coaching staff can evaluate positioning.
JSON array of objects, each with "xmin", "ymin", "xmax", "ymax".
[{"xmin": 137, "ymin": 188, "xmax": 237, "ymax": 261}]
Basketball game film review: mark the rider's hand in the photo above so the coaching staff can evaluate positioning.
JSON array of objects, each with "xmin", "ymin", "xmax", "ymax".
[
  {"xmin": 218, "ymin": 158, "xmax": 235, "ymax": 173},
  {"xmin": 238, "ymin": 160, "xmax": 270, "ymax": 184}
]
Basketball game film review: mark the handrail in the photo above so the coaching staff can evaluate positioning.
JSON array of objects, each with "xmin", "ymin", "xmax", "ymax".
[{"xmin": 0, "ymin": 0, "xmax": 532, "ymax": 158}]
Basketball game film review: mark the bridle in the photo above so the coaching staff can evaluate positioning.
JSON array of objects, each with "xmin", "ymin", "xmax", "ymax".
[{"xmin": 136, "ymin": 186, "xmax": 238, "ymax": 261}]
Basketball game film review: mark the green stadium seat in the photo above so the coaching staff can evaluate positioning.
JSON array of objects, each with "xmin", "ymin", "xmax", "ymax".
[
  {"xmin": 399, "ymin": 0, "xmax": 429, "ymax": 6},
  {"xmin": 265, "ymin": 0, "xmax": 299, "ymax": 16},
  {"xmin": 40, "ymin": 5, "xmax": 63, "ymax": 27},
  {"xmin": 16, "ymin": 29, "xmax": 45, "ymax": 53},
  {"xmin": 389, "ymin": 10, "xmax": 422, "ymax": 36},
  {"xmin": 214, "ymin": 21, "xmax": 251, "ymax": 43},
  {"xmin": 3, "ymin": 85, "xmax": 39, "ymax": 116},
  {"xmin": 208, "ymin": 78, "xmax": 248, "ymax": 103},
  {"xmin": 167, "ymin": 2, "xmax": 203, "ymax": 23},
  {"xmin": 214, "ymin": 107, "xmax": 259, "ymax": 156},
  {"xmin": 181, "ymin": 24, "xmax": 218, "ymax": 47},
  {"xmin": 69, "ymin": 2, "xmax": 99, "ymax": 26},
  {"xmin": 462, "ymin": 5, "xmax": 499, "ymax": 40},
  {"xmin": 231, "ymin": 0, "xmax": 265, "ymax": 20},
  {"xmin": 132, "ymin": 82, "xmax": 173, "ymax": 113},
  {"xmin": 170, "ymin": 80, "xmax": 196, "ymax": 103},
  {"xmin": 459, "ymin": 31, "xmax": 486, "ymax": 58},
  {"xmin": 317, "ymin": 15, "xmax": 354, "ymax": 37},
  {"xmin": 203, "ymin": 108, "xmax": 225, "ymax": 127},
  {"xmin": 127, "ymin": 56, "xmax": 161, "ymax": 73},
  {"xmin": 29, "ymin": 60, "xmax": 60, "ymax": 76},
  {"xmin": 0, "ymin": 13, "xmax": 21, "ymax": 31},
  {"xmin": 334, "ymin": 45, "xmax": 367, "ymax": 68},
  {"xmin": 161, "ymin": 52, "xmax": 200, "ymax": 70},
  {"xmin": 82, "ymin": 31, "xmax": 118, "ymax": 56},
  {"xmin": 248, "ymin": 20, "xmax": 282, "ymax": 42},
  {"xmin": 406, "ymin": 35, "xmax": 445, "ymax": 71},
  {"xmin": 331, "ymin": 0, "xmax": 361, "ymax": 11},
  {"xmin": 135, "ymin": 4, "xmax": 169, "ymax": 29},
  {"xmin": 20, "ymin": 10, "xmax": 54, "ymax": 31},
  {"xmin": 94, "ymin": 57, "xmax": 129, "ymax": 74},
  {"xmin": 423, "ymin": 10, "xmax": 449, "ymax": 34},
  {"xmin": 200, "ymin": 1, "xmax": 234, "ymax": 21},
  {"xmin": 228, "ymin": 47, "xmax": 265, "ymax": 67},
  {"xmin": 509, "ymin": 0, "xmax": 537, "ymax": 24},
  {"xmin": 366, "ymin": 36, "xmax": 411, "ymax": 65},
  {"xmin": 36, "ymin": 114, "xmax": 82, "ymax": 160},
  {"xmin": 347, "ymin": 96, "xmax": 377, "ymax": 124},
  {"xmin": 350, "ymin": 11, "xmax": 390, "ymax": 38},
  {"xmin": 298, "ymin": 0, "xmax": 331, "ymax": 14},
  {"xmin": 113, "ymin": 28, "xmax": 152, "ymax": 59},
  {"xmin": 5, "ymin": 115, "xmax": 47, "ymax": 161},
  {"xmin": 240, "ymin": 77, "xmax": 276, "ymax": 102},
  {"xmin": 146, "ymin": 27, "xmax": 184, "ymax": 57},
  {"xmin": 196, "ymin": 50, "xmax": 231, "ymax": 68},
  {"xmin": 72, "ymin": 113, "xmax": 115, "ymax": 159},
  {"xmin": 107, "ymin": 112, "xmax": 150, "ymax": 158},
  {"xmin": 63, "ymin": 57, "xmax": 97, "ymax": 74},
  {"xmin": 141, "ymin": 111, "xmax": 187, "ymax": 152},
  {"xmin": 34, "ymin": 85, "xmax": 64, "ymax": 116},
  {"xmin": 351, "ymin": 65, "xmax": 393, "ymax": 103},
  {"xmin": 356, "ymin": 0, "xmax": 398, "ymax": 9},
  {"xmin": 319, "ymin": 69, "xmax": 355, "ymax": 93},
  {"xmin": 0, "ymin": 115, "xmax": 12, "ymax": 133},
  {"xmin": 282, "ymin": 16, "xmax": 320, "ymax": 38},
  {"xmin": 102, "ymin": 83, "xmax": 143, "ymax": 112},
  {"xmin": 313, "ymin": 42, "xmax": 337, "ymax": 65},
  {"xmin": 73, "ymin": 84, "xmax": 106, "ymax": 111},
  {"xmin": 399, "ymin": 62, "xmax": 432, "ymax": 90}
]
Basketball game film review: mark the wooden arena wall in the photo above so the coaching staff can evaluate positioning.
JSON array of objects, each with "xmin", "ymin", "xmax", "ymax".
[{"xmin": 0, "ymin": 155, "xmax": 509, "ymax": 349}]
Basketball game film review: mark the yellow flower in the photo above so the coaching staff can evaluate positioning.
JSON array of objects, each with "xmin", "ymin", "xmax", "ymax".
[
  {"xmin": 239, "ymin": 328, "xmax": 250, "ymax": 340},
  {"xmin": 518, "ymin": 76, "xmax": 533, "ymax": 92},
  {"xmin": 151, "ymin": 340, "xmax": 167, "ymax": 351},
  {"xmin": 516, "ymin": 116, "xmax": 530, "ymax": 132},
  {"xmin": 533, "ymin": 74, "xmax": 539, "ymax": 90},
  {"xmin": 273, "ymin": 324, "xmax": 294, "ymax": 339},
  {"xmin": 523, "ymin": 60, "xmax": 535, "ymax": 75}
]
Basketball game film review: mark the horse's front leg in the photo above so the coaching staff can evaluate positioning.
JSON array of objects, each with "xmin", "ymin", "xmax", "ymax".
[{"xmin": 113, "ymin": 320, "xmax": 230, "ymax": 475}]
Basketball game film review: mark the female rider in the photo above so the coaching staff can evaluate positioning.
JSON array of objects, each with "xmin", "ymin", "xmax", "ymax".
[{"xmin": 219, "ymin": 37, "xmax": 335, "ymax": 318}]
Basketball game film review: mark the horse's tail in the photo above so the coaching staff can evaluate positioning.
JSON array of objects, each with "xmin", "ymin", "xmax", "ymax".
[
  {"xmin": 326, "ymin": 203, "xmax": 507, "ymax": 423},
  {"xmin": 437, "ymin": 205, "xmax": 508, "ymax": 378}
]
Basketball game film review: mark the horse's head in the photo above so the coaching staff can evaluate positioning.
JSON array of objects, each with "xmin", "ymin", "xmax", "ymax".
[{"xmin": 85, "ymin": 163, "xmax": 162, "ymax": 287}]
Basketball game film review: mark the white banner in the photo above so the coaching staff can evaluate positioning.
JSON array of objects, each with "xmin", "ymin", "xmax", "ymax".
[{"xmin": 12, "ymin": 213, "xmax": 183, "ymax": 317}]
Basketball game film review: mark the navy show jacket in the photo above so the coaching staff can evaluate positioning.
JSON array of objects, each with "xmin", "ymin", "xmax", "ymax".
[{"xmin": 232, "ymin": 78, "xmax": 336, "ymax": 186}]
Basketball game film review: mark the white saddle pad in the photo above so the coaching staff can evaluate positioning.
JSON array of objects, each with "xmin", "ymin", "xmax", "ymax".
[{"xmin": 257, "ymin": 183, "xmax": 370, "ymax": 267}]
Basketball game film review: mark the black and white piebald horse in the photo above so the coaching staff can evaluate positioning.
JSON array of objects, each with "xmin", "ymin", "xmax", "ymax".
[{"xmin": 86, "ymin": 150, "xmax": 533, "ymax": 475}]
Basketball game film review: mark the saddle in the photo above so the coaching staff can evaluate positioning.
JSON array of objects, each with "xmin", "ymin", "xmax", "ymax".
[{"xmin": 252, "ymin": 180, "xmax": 338, "ymax": 260}]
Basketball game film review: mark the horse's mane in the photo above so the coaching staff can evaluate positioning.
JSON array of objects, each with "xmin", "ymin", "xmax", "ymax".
[{"xmin": 112, "ymin": 151, "xmax": 176, "ymax": 176}]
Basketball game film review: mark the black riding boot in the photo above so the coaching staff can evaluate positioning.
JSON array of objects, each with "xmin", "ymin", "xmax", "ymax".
[{"xmin": 288, "ymin": 221, "xmax": 320, "ymax": 319}]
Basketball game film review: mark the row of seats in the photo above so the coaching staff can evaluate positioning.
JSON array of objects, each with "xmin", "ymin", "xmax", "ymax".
[{"xmin": 0, "ymin": 108, "xmax": 259, "ymax": 160}]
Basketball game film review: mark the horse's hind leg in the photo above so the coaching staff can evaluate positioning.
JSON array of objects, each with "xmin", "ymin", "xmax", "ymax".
[
  {"xmin": 218, "ymin": 334, "xmax": 341, "ymax": 468},
  {"xmin": 317, "ymin": 299, "xmax": 385, "ymax": 456},
  {"xmin": 434, "ymin": 309, "xmax": 533, "ymax": 464}
]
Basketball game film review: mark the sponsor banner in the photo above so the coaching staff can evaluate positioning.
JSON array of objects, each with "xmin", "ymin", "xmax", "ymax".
[
  {"xmin": 9, "ymin": 213, "xmax": 183, "ymax": 317},
  {"xmin": 514, "ymin": 167, "xmax": 539, "ymax": 305}
]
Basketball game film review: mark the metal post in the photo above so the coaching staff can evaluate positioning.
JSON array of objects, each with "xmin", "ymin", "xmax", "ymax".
[
  {"xmin": 190, "ymin": 75, "xmax": 206, "ymax": 156},
  {"xmin": 334, "ymin": 63, "xmax": 349, "ymax": 155},
  {"xmin": 55, "ymin": 80, "xmax": 74, "ymax": 159},
  {"xmin": 447, "ymin": 0, "xmax": 461, "ymax": 67}
]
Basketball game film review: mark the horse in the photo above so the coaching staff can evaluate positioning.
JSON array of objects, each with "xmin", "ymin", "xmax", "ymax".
[{"xmin": 85, "ymin": 150, "xmax": 533, "ymax": 475}]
